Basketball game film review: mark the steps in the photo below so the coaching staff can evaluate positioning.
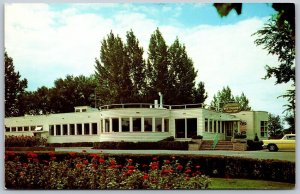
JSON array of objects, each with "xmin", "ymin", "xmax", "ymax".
[{"xmin": 200, "ymin": 140, "xmax": 233, "ymax": 150}]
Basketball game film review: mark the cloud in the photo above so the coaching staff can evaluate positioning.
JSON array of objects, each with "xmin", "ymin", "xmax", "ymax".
[{"xmin": 5, "ymin": 3, "xmax": 291, "ymax": 117}]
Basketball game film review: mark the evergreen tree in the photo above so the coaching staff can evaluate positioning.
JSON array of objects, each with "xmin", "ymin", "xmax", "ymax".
[
  {"xmin": 5, "ymin": 51, "xmax": 28, "ymax": 117},
  {"xmin": 268, "ymin": 114, "xmax": 283, "ymax": 136},
  {"xmin": 235, "ymin": 92, "xmax": 251, "ymax": 111},
  {"xmin": 125, "ymin": 30, "xmax": 147, "ymax": 102},
  {"xmin": 146, "ymin": 28, "xmax": 169, "ymax": 103},
  {"xmin": 210, "ymin": 86, "xmax": 235, "ymax": 110},
  {"xmin": 167, "ymin": 38, "xmax": 198, "ymax": 104},
  {"xmin": 95, "ymin": 31, "xmax": 133, "ymax": 104},
  {"xmin": 193, "ymin": 81, "xmax": 208, "ymax": 104}
]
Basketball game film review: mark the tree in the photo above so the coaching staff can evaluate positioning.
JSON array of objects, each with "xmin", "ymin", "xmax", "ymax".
[
  {"xmin": 211, "ymin": 86, "xmax": 251, "ymax": 111},
  {"xmin": 193, "ymin": 81, "xmax": 208, "ymax": 104},
  {"xmin": 95, "ymin": 31, "xmax": 133, "ymax": 104},
  {"xmin": 235, "ymin": 92, "xmax": 251, "ymax": 111},
  {"xmin": 125, "ymin": 30, "xmax": 147, "ymax": 103},
  {"xmin": 167, "ymin": 37, "xmax": 198, "ymax": 104},
  {"xmin": 5, "ymin": 51, "xmax": 28, "ymax": 117},
  {"xmin": 146, "ymin": 28, "xmax": 169, "ymax": 103},
  {"xmin": 268, "ymin": 114, "xmax": 283, "ymax": 136}
]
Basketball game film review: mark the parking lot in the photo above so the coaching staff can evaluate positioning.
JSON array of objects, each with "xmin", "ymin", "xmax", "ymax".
[{"xmin": 55, "ymin": 148, "xmax": 296, "ymax": 162}]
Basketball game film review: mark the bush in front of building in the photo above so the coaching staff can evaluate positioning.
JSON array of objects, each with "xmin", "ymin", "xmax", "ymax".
[
  {"xmin": 93, "ymin": 141, "xmax": 189, "ymax": 150},
  {"xmin": 5, "ymin": 151, "xmax": 211, "ymax": 189},
  {"xmin": 246, "ymin": 140, "xmax": 263, "ymax": 150},
  {"xmin": 5, "ymin": 135, "xmax": 47, "ymax": 147},
  {"xmin": 46, "ymin": 142, "xmax": 94, "ymax": 147}
]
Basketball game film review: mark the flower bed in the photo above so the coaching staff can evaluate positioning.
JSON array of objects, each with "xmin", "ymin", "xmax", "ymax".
[{"xmin": 5, "ymin": 151, "xmax": 210, "ymax": 189}]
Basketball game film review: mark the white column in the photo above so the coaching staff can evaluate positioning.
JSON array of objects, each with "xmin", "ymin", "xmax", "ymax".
[
  {"xmin": 89, "ymin": 123, "xmax": 92, "ymax": 135},
  {"xmin": 216, "ymin": 120, "xmax": 219, "ymax": 133},
  {"xmin": 119, "ymin": 117, "xmax": 122, "ymax": 132},
  {"xmin": 74, "ymin": 124, "xmax": 77, "ymax": 135},
  {"xmin": 162, "ymin": 118, "xmax": 165, "ymax": 132},
  {"xmin": 60, "ymin": 124, "xmax": 63, "ymax": 136},
  {"xmin": 109, "ymin": 118, "xmax": 113, "ymax": 133},
  {"xmin": 141, "ymin": 117, "xmax": 145, "ymax": 132},
  {"xmin": 54, "ymin": 125, "xmax": 56, "ymax": 136},
  {"xmin": 130, "ymin": 117, "xmax": 133, "ymax": 132},
  {"xmin": 152, "ymin": 117, "xmax": 155, "ymax": 132}
]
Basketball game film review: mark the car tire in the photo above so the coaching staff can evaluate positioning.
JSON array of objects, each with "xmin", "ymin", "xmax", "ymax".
[{"xmin": 268, "ymin": 144, "xmax": 278, "ymax": 152}]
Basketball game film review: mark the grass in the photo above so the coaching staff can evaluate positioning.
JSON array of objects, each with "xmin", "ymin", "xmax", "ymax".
[{"xmin": 209, "ymin": 178, "xmax": 295, "ymax": 189}]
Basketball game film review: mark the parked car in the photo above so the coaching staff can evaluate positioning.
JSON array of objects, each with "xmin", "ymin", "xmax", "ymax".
[{"xmin": 262, "ymin": 134, "xmax": 295, "ymax": 152}]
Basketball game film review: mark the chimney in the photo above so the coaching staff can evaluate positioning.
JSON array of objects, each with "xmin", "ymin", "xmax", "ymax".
[
  {"xmin": 158, "ymin": 92, "xmax": 163, "ymax": 108},
  {"xmin": 154, "ymin": 100, "xmax": 159, "ymax": 108}
]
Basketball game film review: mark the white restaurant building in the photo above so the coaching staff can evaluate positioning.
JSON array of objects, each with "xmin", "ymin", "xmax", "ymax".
[{"xmin": 4, "ymin": 102, "xmax": 268, "ymax": 144}]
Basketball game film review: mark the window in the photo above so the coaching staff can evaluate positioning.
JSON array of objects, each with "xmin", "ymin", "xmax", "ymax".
[
  {"xmin": 56, "ymin": 125, "xmax": 61, "ymax": 136},
  {"xmin": 187, "ymin": 118, "xmax": 197, "ymax": 138},
  {"xmin": 12, "ymin": 127, "xmax": 16, "ymax": 132},
  {"xmin": 105, "ymin": 119, "xmax": 109, "ymax": 132},
  {"xmin": 77, "ymin": 124, "xmax": 82, "ymax": 135},
  {"xmin": 218, "ymin": 121, "xmax": 221, "ymax": 133},
  {"xmin": 121, "ymin": 118, "xmax": 130, "ymax": 132},
  {"xmin": 84, "ymin": 123, "xmax": 90, "ymax": 135},
  {"xmin": 260, "ymin": 121, "xmax": 268, "ymax": 137},
  {"xmin": 63, "ymin": 124, "xmax": 68, "ymax": 135},
  {"xmin": 164, "ymin": 119, "xmax": 169, "ymax": 132},
  {"xmin": 112, "ymin": 118, "xmax": 119, "ymax": 132},
  {"xmin": 175, "ymin": 119, "xmax": 185, "ymax": 138},
  {"xmin": 133, "ymin": 118, "xmax": 141, "ymax": 132},
  {"xmin": 205, "ymin": 118, "xmax": 208, "ymax": 132},
  {"xmin": 49, "ymin": 125, "xmax": 54, "ymax": 136},
  {"xmin": 144, "ymin": 118, "xmax": 152, "ymax": 132},
  {"xmin": 5, "ymin": 127, "xmax": 10, "ymax": 132},
  {"xmin": 82, "ymin": 109, "xmax": 86, "ymax": 112},
  {"xmin": 17, "ymin": 127, "xmax": 22, "ymax": 132},
  {"xmin": 155, "ymin": 118, "xmax": 162, "ymax": 132},
  {"xmin": 70, "ymin": 124, "xmax": 75, "ymax": 135},
  {"xmin": 31, "ymin": 126, "xmax": 35, "ymax": 131},
  {"xmin": 92, "ymin": 123, "xmax": 97, "ymax": 135},
  {"xmin": 209, "ymin": 120, "xmax": 213, "ymax": 132},
  {"xmin": 24, "ymin": 126, "xmax": 29, "ymax": 131},
  {"xmin": 214, "ymin": 121, "xmax": 217, "ymax": 133}
]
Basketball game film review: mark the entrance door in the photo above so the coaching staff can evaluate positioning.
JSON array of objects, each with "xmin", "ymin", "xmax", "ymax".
[{"xmin": 224, "ymin": 122, "xmax": 233, "ymax": 141}]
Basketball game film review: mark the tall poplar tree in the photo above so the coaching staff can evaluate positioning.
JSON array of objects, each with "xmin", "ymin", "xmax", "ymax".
[
  {"xmin": 146, "ymin": 28, "xmax": 169, "ymax": 103},
  {"xmin": 193, "ymin": 81, "xmax": 208, "ymax": 104},
  {"xmin": 167, "ymin": 37, "xmax": 198, "ymax": 104},
  {"xmin": 125, "ymin": 30, "xmax": 147, "ymax": 102},
  {"xmin": 5, "ymin": 51, "xmax": 28, "ymax": 117},
  {"xmin": 95, "ymin": 31, "xmax": 133, "ymax": 104}
]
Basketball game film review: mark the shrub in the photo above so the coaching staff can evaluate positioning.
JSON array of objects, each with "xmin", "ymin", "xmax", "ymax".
[
  {"xmin": 234, "ymin": 133, "xmax": 247, "ymax": 139},
  {"xmin": 5, "ymin": 152, "xmax": 211, "ymax": 189},
  {"xmin": 5, "ymin": 135, "xmax": 47, "ymax": 147},
  {"xmin": 46, "ymin": 142, "xmax": 94, "ymax": 147},
  {"xmin": 93, "ymin": 141, "xmax": 189, "ymax": 150},
  {"xmin": 247, "ymin": 140, "xmax": 263, "ymax": 150},
  {"xmin": 159, "ymin": 136, "xmax": 175, "ymax": 141},
  {"xmin": 191, "ymin": 135, "xmax": 203, "ymax": 140}
]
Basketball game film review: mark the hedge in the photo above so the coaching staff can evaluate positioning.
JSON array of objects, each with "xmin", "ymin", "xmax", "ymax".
[
  {"xmin": 5, "ymin": 152, "xmax": 295, "ymax": 183},
  {"xmin": 93, "ymin": 141, "xmax": 189, "ymax": 150},
  {"xmin": 247, "ymin": 140, "xmax": 263, "ymax": 151},
  {"xmin": 46, "ymin": 142, "xmax": 94, "ymax": 147},
  {"xmin": 5, "ymin": 135, "xmax": 47, "ymax": 147}
]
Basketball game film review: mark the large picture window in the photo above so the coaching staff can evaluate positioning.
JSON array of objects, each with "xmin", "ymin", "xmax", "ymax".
[
  {"xmin": 77, "ymin": 124, "xmax": 82, "ymax": 135},
  {"xmin": 56, "ymin": 125, "xmax": 61, "ymax": 135},
  {"xmin": 133, "ymin": 118, "xmax": 141, "ymax": 132},
  {"xmin": 144, "ymin": 118, "xmax": 152, "ymax": 132},
  {"xmin": 84, "ymin": 123, "xmax": 90, "ymax": 135},
  {"xmin": 49, "ymin": 125, "xmax": 54, "ymax": 136},
  {"xmin": 112, "ymin": 118, "xmax": 119, "ymax": 132},
  {"xmin": 70, "ymin": 124, "xmax": 75, "ymax": 135},
  {"xmin": 92, "ymin": 123, "xmax": 97, "ymax": 134},
  {"xmin": 205, "ymin": 118, "xmax": 208, "ymax": 132},
  {"xmin": 155, "ymin": 118, "xmax": 162, "ymax": 132},
  {"xmin": 187, "ymin": 118, "xmax": 197, "ymax": 138},
  {"xmin": 122, "ymin": 118, "xmax": 130, "ymax": 132},
  {"xmin": 164, "ymin": 119, "xmax": 169, "ymax": 132},
  {"xmin": 63, "ymin": 124, "xmax": 68, "ymax": 135},
  {"xmin": 175, "ymin": 119, "xmax": 185, "ymax": 138}
]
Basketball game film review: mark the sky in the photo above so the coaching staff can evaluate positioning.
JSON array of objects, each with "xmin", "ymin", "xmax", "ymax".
[{"xmin": 4, "ymin": 3, "xmax": 294, "ymax": 118}]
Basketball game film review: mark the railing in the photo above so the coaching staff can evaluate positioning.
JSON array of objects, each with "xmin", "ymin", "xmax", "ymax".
[
  {"xmin": 98, "ymin": 103, "xmax": 219, "ymax": 111},
  {"xmin": 212, "ymin": 134, "xmax": 219, "ymax": 149}
]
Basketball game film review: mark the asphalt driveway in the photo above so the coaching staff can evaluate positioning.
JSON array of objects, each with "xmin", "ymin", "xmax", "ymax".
[{"xmin": 55, "ymin": 148, "xmax": 296, "ymax": 162}]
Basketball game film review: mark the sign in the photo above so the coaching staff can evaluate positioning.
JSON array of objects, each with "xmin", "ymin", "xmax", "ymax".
[{"xmin": 223, "ymin": 103, "xmax": 241, "ymax": 113}]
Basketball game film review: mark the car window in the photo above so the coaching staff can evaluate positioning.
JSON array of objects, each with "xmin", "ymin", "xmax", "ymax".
[{"xmin": 287, "ymin": 136, "xmax": 295, "ymax": 140}]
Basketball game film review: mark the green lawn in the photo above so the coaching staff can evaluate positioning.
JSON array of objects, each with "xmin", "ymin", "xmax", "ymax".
[{"xmin": 209, "ymin": 178, "xmax": 295, "ymax": 189}]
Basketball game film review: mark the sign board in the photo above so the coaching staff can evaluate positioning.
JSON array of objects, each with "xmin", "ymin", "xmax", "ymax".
[{"xmin": 223, "ymin": 103, "xmax": 241, "ymax": 113}]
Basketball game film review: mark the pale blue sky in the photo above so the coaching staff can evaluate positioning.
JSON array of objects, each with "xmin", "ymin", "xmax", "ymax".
[{"xmin": 5, "ymin": 3, "xmax": 292, "ymax": 118}]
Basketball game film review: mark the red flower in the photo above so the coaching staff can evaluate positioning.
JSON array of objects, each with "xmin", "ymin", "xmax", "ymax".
[
  {"xmin": 161, "ymin": 169, "xmax": 173, "ymax": 174},
  {"xmin": 48, "ymin": 151, "xmax": 55, "ymax": 157},
  {"xmin": 50, "ymin": 157, "xmax": 56, "ymax": 161},
  {"xmin": 127, "ymin": 170, "xmax": 133, "ymax": 175},
  {"xmin": 127, "ymin": 159, "xmax": 133, "ymax": 163},
  {"xmin": 117, "ymin": 165, "xmax": 123, "ymax": 168},
  {"xmin": 185, "ymin": 169, "xmax": 192, "ymax": 173},
  {"xmin": 143, "ymin": 173, "xmax": 149, "ymax": 180},
  {"xmin": 89, "ymin": 153, "xmax": 99, "ymax": 159},
  {"xmin": 164, "ymin": 160, "xmax": 170, "ymax": 164},
  {"xmin": 127, "ymin": 165, "xmax": 135, "ymax": 170},
  {"xmin": 142, "ymin": 164, "xmax": 148, "ymax": 168},
  {"xmin": 108, "ymin": 165, "xmax": 116, "ymax": 169},
  {"xmin": 99, "ymin": 158, "xmax": 105, "ymax": 163},
  {"xmin": 196, "ymin": 165, "xmax": 201, "ymax": 169},
  {"xmin": 6, "ymin": 151, "xmax": 15, "ymax": 157},
  {"xmin": 22, "ymin": 163, "xmax": 28, "ymax": 168},
  {"xmin": 192, "ymin": 173, "xmax": 197, "ymax": 177},
  {"xmin": 150, "ymin": 162, "xmax": 159, "ymax": 170},
  {"xmin": 110, "ymin": 159, "xmax": 116, "ymax": 165},
  {"xmin": 93, "ymin": 164, "xmax": 98, "ymax": 169},
  {"xmin": 27, "ymin": 152, "xmax": 38, "ymax": 158},
  {"xmin": 83, "ymin": 160, "xmax": 89, "ymax": 165},
  {"xmin": 172, "ymin": 156, "xmax": 176, "ymax": 160},
  {"xmin": 76, "ymin": 163, "xmax": 83, "ymax": 169},
  {"xmin": 152, "ymin": 157, "xmax": 157, "ymax": 161},
  {"xmin": 69, "ymin": 152, "xmax": 77, "ymax": 158},
  {"xmin": 176, "ymin": 165, "xmax": 183, "ymax": 170}
]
